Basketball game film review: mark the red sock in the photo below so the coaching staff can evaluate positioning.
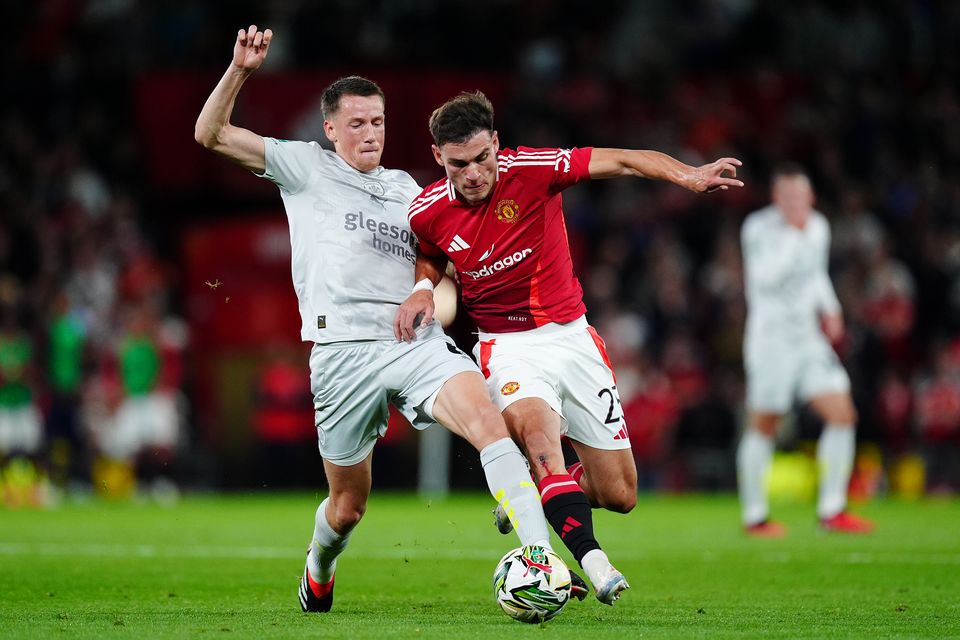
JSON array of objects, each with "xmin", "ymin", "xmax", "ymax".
[{"xmin": 566, "ymin": 462, "xmax": 585, "ymax": 484}]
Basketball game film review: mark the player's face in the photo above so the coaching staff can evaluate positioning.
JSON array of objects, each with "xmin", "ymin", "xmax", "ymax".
[
  {"xmin": 433, "ymin": 130, "xmax": 500, "ymax": 204},
  {"xmin": 772, "ymin": 174, "xmax": 814, "ymax": 228},
  {"xmin": 323, "ymin": 94, "xmax": 385, "ymax": 172}
]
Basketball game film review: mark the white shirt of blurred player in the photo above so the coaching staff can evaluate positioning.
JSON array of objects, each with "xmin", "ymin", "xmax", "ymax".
[
  {"xmin": 258, "ymin": 137, "xmax": 422, "ymax": 343},
  {"xmin": 741, "ymin": 197, "xmax": 840, "ymax": 355}
]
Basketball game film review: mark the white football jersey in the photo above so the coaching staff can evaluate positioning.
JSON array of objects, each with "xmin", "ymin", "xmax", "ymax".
[
  {"xmin": 741, "ymin": 206, "xmax": 841, "ymax": 349},
  {"xmin": 258, "ymin": 137, "xmax": 421, "ymax": 343}
]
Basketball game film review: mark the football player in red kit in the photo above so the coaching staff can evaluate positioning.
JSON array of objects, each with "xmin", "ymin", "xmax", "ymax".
[{"xmin": 394, "ymin": 91, "xmax": 742, "ymax": 604}]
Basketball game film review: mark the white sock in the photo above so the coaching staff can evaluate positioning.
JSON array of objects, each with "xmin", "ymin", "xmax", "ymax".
[
  {"xmin": 817, "ymin": 424, "xmax": 855, "ymax": 519},
  {"xmin": 480, "ymin": 437, "xmax": 552, "ymax": 549},
  {"xmin": 737, "ymin": 429, "xmax": 774, "ymax": 526},
  {"xmin": 307, "ymin": 497, "xmax": 349, "ymax": 584},
  {"xmin": 581, "ymin": 549, "xmax": 612, "ymax": 588}
]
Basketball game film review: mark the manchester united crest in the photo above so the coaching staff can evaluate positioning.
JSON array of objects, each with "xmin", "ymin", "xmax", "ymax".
[
  {"xmin": 500, "ymin": 381, "xmax": 520, "ymax": 395},
  {"xmin": 495, "ymin": 199, "xmax": 521, "ymax": 223}
]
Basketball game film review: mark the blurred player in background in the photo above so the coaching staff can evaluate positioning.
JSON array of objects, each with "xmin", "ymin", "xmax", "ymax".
[
  {"xmin": 396, "ymin": 91, "xmax": 743, "ymax": 604},
  {"xmin": 738, "ymin": 164, "xmax": 874, "ymax": 536},
  {"xmin": 195, "ymin": 27, "xmax": 563, "ymax": 614},
  {"xmin": 0, "ymin": 304, "xmax": 46, "ymax": 507}
]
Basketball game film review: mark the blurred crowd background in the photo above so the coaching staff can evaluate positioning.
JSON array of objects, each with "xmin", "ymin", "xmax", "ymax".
[{"xmin": 2, "ymin": 0, "xmax": 959, "ymax": 505}]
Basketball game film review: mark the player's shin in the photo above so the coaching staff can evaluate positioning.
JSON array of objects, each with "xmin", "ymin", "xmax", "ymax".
[
  {"xmin": 816, "ymin": 424, "xmax": 854, "ymax": 519},
  {"xmin": 307, "ymin": 497, "xmax": 350, "ymax": 589},
  {"xmin": 538, "ymin": 474, "xmax": 601, "ymax": 565},
  {"xmin": 480, "ymin": 437, "xmax": 552, "ymax": 548},
  {"xmin": 737, "ymin": 429, "xmax": 774, "ymax": 526}
]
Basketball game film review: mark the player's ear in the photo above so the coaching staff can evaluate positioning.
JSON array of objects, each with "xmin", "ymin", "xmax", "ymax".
[
  {"xmin": 432, "ymin": 144, "xmax": 443, "ymax": 166},
  {"xmin": 323, "ymin": 119, "xmax": 337, "ymax": 144},
  {"xmin": 491, "ymin": 131, "xmax": 499, "ymax": 153}
]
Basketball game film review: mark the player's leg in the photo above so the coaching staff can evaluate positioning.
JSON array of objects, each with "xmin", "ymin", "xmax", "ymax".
[
  {"xmin": 737, "ymin": 412, "xmax": 785, "ymax": 536},
  {"xmin": 800, "ymin": 343, "xmax": 872, "ymax": 533},
  {"xmin": 565, "ymin": 442, "xmax": 636, "ymax": 513},
  {"xmin": 504, "ymin": 398, "xmax": 626, "ymax": 604},
  {"xmin": 740, "ymin": 340, "xmax": 796, "ymax": 536},
  {"xmin": 808, "ymin": 391, "xmax": 872, "ymax": 532},
  {"xmin": 301, "ymin": 342, "xmax": 382, "ymax": 612},
  {"xmin": 300, "ymin": 454, "xmax": 372, "ymax": 612},
  {"xmin": 429, "ymin": 371, "xmax": 553, "ymax": 550}
]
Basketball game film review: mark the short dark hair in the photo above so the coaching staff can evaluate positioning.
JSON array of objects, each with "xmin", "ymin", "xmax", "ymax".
[
  {"xmin": 321, "ymin": 76, "xmax": 384, "ymax": 119},
  {"xmin": 770, "ymin": 162, "xmax": 808, "ymax": 182},
  {"xmin": 429, "ymin": 91, "xmax": 494, "ymax": 147}
]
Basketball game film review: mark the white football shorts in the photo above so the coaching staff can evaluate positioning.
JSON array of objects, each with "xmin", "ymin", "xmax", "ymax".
[
  {"xmin": 744, "ymin": 334, "xmax": 851, "ymax": 414},
  {"xmin": 473, "ymin": 315, "xmax": 631, "ymax": 451},
  {"xmin": 0, "ymin": 405, "xmax": 43, "ymax": 455},
  {"xmin": 310, "ymin": 322, "xmax": 478, "ymax": 466}
]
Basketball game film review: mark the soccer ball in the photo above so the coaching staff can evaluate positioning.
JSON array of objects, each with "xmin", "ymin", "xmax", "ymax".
[{"xmin": 492, "ymin": 545, "xmax": 571, "ymax": 623}]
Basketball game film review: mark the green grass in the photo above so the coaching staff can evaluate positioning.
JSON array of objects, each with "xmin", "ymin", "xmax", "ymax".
[{"xmin": 1, "ymin": 493, "xmax": 958, "ymax": 639}]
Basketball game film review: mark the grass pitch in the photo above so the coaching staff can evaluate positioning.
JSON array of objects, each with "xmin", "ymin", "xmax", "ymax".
[{"xmin": 1, "ymin": 493, "xmax": 958, "ymax": 639}]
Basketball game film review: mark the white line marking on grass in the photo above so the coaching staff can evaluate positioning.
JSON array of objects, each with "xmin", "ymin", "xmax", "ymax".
[
  {"xmin": 750, "ymin": 551, "xmax": 960, "ymax": 566},
  {"xmin": 0, "ymin": 542, "xmax": 497, "ymax": 561},
  {"xmin": 3, "ymin": 543, "xmax": 959, "ymax": 566}
]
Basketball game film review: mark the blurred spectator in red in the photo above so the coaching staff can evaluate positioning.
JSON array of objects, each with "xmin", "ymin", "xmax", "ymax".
[
  {"xmin": 862, "ymin": 236, "xmax": 916, "ymax": 368},
  {"xmin": 913, "ymin": 339, "xmax": 960, "ymax": 494},
  {"xmin": 253, "ymin": 344, "xmax": 314, "ymax": 488}
]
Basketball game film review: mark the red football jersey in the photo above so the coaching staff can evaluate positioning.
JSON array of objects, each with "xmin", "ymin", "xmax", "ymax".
[{"xmin": 409, "ymin": 146, "xmax": 593, "ymax": 333}]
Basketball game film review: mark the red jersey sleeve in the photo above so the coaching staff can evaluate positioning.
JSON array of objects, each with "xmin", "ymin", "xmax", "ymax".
[
  {"xmin": 408, "ymin": 181, "xmax": 448, "ymax": 257},
  {"xmin": 415, "ymin": 231, "xmax": 444, "ymax": 257},
  {"xmin": 509, "ymin": 146, "xmax": 593, "ymax": 194}
]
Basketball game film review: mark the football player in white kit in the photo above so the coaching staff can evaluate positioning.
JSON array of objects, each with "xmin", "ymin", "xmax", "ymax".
[
  {"xmin": 195, "ymin": 26, "xmax": 563, "ymax": 612},
  {"xmin": 738, "ymin": 164, "xmax": 873, "ymax": 536}
]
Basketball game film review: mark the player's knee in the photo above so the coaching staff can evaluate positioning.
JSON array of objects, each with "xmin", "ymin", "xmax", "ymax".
[
  {"xmin": 823, "ymin": 400, "xmax": 857, "ymax": 426},
  {"xmin": 330, "ymin": 499, "xmax": 366, "ymax": 533},
  {"xmin": 603, "ymin": 493, "xmax": 636, "ymax": 514},
  {"xmin": 464, "ymin": 403, "xmax": 510, "ymax": 449},
  {"xmin": 597, "ymin": 483, "xmax": 637, "ymax": 513},
  {"xmin": 841, "ymin": 403, "xmax": 858, "ymax": 426}
]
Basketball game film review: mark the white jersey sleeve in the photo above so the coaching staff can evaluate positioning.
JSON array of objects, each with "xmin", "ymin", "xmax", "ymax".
[
  {"xmin": 812, "ymin": 221, "xmax": 841, "ymax": 315},
  {"xmin": 258, "ymin": 138, "xmax": 318, "ymax": 194}
]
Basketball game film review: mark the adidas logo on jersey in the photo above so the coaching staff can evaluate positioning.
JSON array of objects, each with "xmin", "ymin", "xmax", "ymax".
[{"xmin": 447, "ymin": 235, "xmax": 471, "ymax": 252}]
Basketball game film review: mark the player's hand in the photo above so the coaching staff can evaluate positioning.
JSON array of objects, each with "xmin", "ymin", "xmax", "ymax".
[
  {"xmin": 690, "ymin": 157, "xmax": 744, "ymax": 193},
  {"xmin": 821, "ymin": 312, "xmax": 845, "ymax": 344},
  {"xmin": 394, "ymin": 290, "xmax": 435, "ymax": 342},
  {"xmin": 232, "ymin": 25, "xmax": 272, "ymax": 72}
]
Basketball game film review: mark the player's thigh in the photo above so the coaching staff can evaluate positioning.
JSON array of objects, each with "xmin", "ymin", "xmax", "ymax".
[
  {"xmin": 310, "ymin": 343, "xmax": 389, "ymax": 467},
  {"xmin": 385, "ymin": 327, "xmax": 481, "ymax": 434},
  {"xmin": 798, "ymin": 342, "xmax": 852, "ymax": 420},
  {"xmin": 472, "ymin": 339, "xmax": 564, "ymax": 421},
  {"xmin": 568, "ymin": 441, "xmax": 637, "ymax": 512},
  {"xmin": 744, "ymin": 341, "xmax": 799, "ymax": 415},
  {"xmin": 322, "ymin": 453, "xmax": 373, "ymax": 533},
  {"xmin": 430, "ymin": 371, "xmax": 508, "ymax": 450}
]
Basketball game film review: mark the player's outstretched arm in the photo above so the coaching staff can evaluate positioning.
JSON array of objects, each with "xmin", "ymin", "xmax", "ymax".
[
  {"xmin": 588, "ymin": 148, "xmax": 744, "ymax": 193},
  {"xmin": 394, "ymin": 250, "xmax": 448, "ymax": 342},
  {"xmin": 194, "ymin": 25, "xmax": 273, "ymax": 173}
]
